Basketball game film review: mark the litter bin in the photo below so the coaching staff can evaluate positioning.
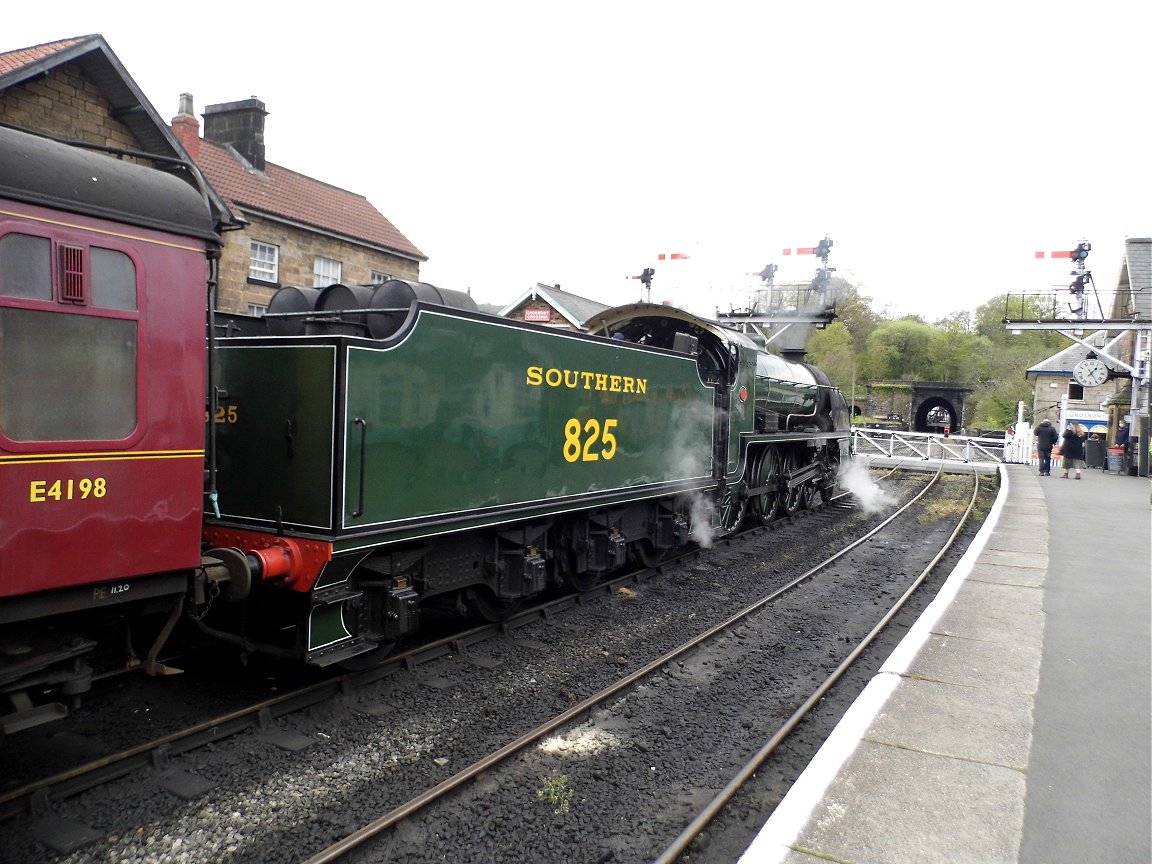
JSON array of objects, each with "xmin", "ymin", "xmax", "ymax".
[
  {"xmin": 1106, "ymin": 447, "xmax": 1126, "ymax": 473},
  {"xmin": 1086, "ymin": 438, "xmax": 1104, "ymax": 468}
]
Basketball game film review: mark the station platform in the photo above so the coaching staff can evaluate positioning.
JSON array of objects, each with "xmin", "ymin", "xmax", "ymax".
[{"xmin": 740, "ymin": 462, "xmax": 1151, "ymax": 864}]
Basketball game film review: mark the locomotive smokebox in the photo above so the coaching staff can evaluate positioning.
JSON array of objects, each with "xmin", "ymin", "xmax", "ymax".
[{"xmin": 367, "ymin": 279, "xmax": 478, "ymax": 339}]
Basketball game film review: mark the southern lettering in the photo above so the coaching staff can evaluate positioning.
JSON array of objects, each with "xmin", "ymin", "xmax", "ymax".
[{"xmin": 526, "ymin": 365, "xmax": 648, "ymax": 395}]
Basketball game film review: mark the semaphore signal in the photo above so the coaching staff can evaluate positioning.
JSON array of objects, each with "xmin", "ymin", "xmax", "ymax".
[
  {"xmin": 1034, "ymin": 241, "xmax": 1093, "ymax": 317},
  {"xmin": 1034, "ymin": 241, "xmax": 1091, "ymax": 260},
  {"xmin": 783, "ymin": 236, "xmax": 834, "ymax": 265}
]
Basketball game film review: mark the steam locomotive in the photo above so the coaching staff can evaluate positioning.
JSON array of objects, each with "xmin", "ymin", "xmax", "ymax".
[{"xmin": 0, "ymin": 124, "xmax": 850, "ymax": 732}]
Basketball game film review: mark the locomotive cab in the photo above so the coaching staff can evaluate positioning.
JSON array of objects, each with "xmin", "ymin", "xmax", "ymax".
[{"xmin": 588, "ymin": 303, "xmax": 851, "ymax": 528}]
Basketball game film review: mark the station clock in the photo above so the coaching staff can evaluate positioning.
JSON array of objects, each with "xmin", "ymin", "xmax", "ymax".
[{"xmin": 1072, "ymin": 358, "xmax": 1109, "ymax": 387}]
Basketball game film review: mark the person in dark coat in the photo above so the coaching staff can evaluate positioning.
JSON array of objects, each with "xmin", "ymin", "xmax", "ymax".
[
  {"xmin": 1061, "ymin": 423, "xmax": 1087, "ymax": 479},
  {"xmin": 1034, "ymin": 419, "xmax": 1059, "ymax": 476},
  {"xmin": 1116, "ymin": 419, "xmax": 1130, "ymax": 450}
]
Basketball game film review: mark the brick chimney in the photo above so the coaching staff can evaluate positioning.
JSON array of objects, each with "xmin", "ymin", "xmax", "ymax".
[
  {"xmin": 171, "ymin": 93, "xmax": 200, "ymax": 161},
  {"xmin": 203, "ymin": 97, "xmax": 268, "ymax": 171}
]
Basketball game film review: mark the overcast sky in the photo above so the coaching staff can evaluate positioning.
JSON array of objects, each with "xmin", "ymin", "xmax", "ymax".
[{"xmin": 7, "ymin": 2, "xmax": 1149, "ymax": 321}]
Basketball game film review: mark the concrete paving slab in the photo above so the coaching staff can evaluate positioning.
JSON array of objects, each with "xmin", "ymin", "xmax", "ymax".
[
  {"xmin": 777, "ymin": 850, "xmax": 830, "ymax": 864},
  {"xmin": 983, "ymin": 521, "xmax": 1048, "ymax": 546},
  {"xmin": 867, "ymin": 676, "xmax": 1034, "ymax": 769},
  {"xmin": 906, "ymin": 632, "xmax": 1041, "ymax": 694},
  {"xmin": 788, "ymin": 740, "xmax": 1025, "ymax": 864},
  {"xmin": 981, "ymin": 513, "xmax": 1046, "ymax": 534},
  {"xmin": 966, "ymin": 561, "xmax": 1045, "ymax": 588},
  {"xmin": 974, "ymin": 548, "xmax": 1047, "ymax": 569},
  {"xmin": 933, "ymin": 581, "xmax": 1045, "ymax": 643}
]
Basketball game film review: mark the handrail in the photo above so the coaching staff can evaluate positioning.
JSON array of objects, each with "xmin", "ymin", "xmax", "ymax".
[{"xmin": 352, "ymin": 418, "xmax": 368, "ymax": 517}]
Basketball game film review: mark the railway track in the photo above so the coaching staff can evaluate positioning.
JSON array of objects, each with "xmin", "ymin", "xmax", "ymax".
[
  {"xmin": 300, "ymin": 466, "xmax": 981, "ymax": 864},
  {"xmin": 0, "ymin": 467, "xmax": 985, "ymax": 863}
]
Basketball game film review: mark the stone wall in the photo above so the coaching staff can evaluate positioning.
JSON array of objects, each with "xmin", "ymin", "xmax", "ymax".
[
  {"xmin": 217, "ymin": 214, "xmax": 422, "ymax": 314},
  {"xmin": 0, "ymin": 66, "xmax": 140, "ymax": 156}
]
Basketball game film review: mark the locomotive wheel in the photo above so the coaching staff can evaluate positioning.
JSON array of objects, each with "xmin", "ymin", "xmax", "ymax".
[
  {"xmin": 797, "ymin": 481, "xmax": 819, "ymax": 511},
  {"xmin": 818, "ymin": 448, "xmax": 840, "ymax": 503},
  {"xmin": 781, "ymin": 450, "xmax": 807, "ymax": 515},
  {"xmin": 466, "ymin": 587, "xmax": 522, "ymax": 622},
  {"xmin": 749, "ymin": 446, "xmax": 782, "ymax": 525},
  {"xmin": 719, "ymin": 484, "xmax": 745, "ymax": 534}
]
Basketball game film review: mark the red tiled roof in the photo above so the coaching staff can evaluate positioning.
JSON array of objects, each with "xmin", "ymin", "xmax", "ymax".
[
  {"xmin": 195, "ymin": 138, "xmax": 426, "ymax": 261},
  {"xmin": 0, "ymin": 36, "xmax": 90, "ymax": 76}
]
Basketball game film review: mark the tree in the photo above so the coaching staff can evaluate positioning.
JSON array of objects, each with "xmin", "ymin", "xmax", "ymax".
[
  {"xmin": 859, "ymin": 318, "xmax": 938, "ymax": 381},
  {"xmin": 806, "ymin": 321, "xmax": 857, "ymax": 395},
  {"xmin": 784, "ymin": 283, "xmax": 1065, "ymax": 431},
  {"xmin": 827, "ymin": 279, "xmax": 884, "ymax": 346}
]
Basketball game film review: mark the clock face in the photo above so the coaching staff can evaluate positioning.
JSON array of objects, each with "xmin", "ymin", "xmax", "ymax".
[{"xmin": 1073, "ymin": 358, "xmax": 1109, "ymax": 387}]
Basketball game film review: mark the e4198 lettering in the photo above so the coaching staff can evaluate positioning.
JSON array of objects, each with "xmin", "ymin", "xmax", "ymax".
[{"xmin": 29, "ymin": 478, "xmax": 107, "ymax": 502}]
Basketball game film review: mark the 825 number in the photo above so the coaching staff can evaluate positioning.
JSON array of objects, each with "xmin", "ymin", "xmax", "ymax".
[{"xmin": 563, "ymin": 418, "xmax": 618, "ymax": 462}]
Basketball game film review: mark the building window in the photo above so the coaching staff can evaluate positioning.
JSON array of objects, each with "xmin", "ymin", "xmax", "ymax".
[
  {"xmin": 370, "ymin": 271, "xmax": 389, "ymax": 285},
  {"xmin": 1069, "ymin": 383, "xmax": 1084, "ymax": 400},
  {"xmin": 313, "ymin": 257, "xmax": 342, "ymax": 288},
  {"xmin": 249, "ymin": 241, "xmax": 279, "ymax": 283},
  {"xmin": 248, "ymin": 304, "xmax": 268, "ymax": 317}
]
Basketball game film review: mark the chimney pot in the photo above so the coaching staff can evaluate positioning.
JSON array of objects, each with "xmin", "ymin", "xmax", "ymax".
[{"xmin": 171, "ymin": 93, "xmax": 201, "ymax": 161}]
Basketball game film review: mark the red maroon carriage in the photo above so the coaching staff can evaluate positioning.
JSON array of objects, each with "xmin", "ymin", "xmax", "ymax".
[{"xmin": 0, "ymin": 125, "xmax": 225, "ymax": 730}]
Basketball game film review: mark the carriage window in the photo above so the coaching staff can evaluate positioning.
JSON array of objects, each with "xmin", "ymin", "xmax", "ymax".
[
  {"xmin": 0, "ymin": 307, "xmax": 137, "ymax": 441},
  {"xmin": 0, "ymin": 233, "xmax": 52, "ymax": 300},
  {"xmin": 91, "ymin": 247, "xmax": 137, "ymax": 310}
]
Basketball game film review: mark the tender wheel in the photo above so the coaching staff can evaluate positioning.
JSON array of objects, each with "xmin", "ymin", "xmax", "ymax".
[
  {"xmin": 633, "ymin": 540, "xmax": 669, "ymax": 570},
  {"xmin": 562, "ymin": 570, "xmax": 601, "ymax": 593},
  {"xmin": 558, "ymin": 547, "xmax": 602, "ymax": 592},
  {"xmin": 465, "ymin": 588, "xmax": 522, "ymax": 622},
  {"xmin": 749, "ymin": 446, "xmax": 783, "ymax": 525},
  {"xmin": 337, "ymin": 641, "xmax": 397, "ymax": 671}
]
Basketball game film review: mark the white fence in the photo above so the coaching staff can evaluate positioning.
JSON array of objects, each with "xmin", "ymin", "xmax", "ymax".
[{"xmin": 851, "ymin": 427, "xmax": 1031, "ymax": 466}]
